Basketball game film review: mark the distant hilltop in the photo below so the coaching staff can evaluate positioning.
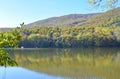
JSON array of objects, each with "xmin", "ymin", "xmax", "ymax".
[
  {"xmin": 25, "ymin": 7, "xmax": 120, "ymax": 28},
  {"xmin": 0, "ymin": 7, "xmax": 120, "ymax": 31},
  {"xmin": 25, "ymin": 13, "xmax": 100, "ymax": 27}
]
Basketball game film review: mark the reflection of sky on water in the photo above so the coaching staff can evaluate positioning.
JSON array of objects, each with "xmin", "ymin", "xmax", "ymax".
[
  {"xmin": 1, "ymin": 48, "xmax": 119, "ymax": 79},
  {"xmin": 0, "ymin": 67, "xmax": 107, "ymax": 79},
  {"xmin": 0, "ymin": 67, "xmax": 67, "ymax": 79}
]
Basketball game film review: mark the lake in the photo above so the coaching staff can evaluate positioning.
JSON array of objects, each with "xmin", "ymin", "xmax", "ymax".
[{"xmin": 0, "ymin": 48, "xmax": 120, "ymax": 79}]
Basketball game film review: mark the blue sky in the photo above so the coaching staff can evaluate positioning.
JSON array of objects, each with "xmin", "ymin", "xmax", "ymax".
[{"xmin": 0, "ymin": 0, "xmax": 120, "ymax": 28}]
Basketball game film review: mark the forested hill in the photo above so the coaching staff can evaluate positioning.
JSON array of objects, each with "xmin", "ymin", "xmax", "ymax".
[
  {"xmin": 26, "ymin": 13, "xmax": 100, "ymax": 27},
  {"xmin": 18, "ymin": 7, "xmax": 120, "ymax": 48},
  {"xmin": 83, "ymin": 7, "xmax": 120, "ymax": 27},
  {"xmin": 1, "ymin": 7, "xmax": 120, "ymax": 48},
  {"xmin": 26, "ymin": 7, "xmax": 120, "ymax": 28}
]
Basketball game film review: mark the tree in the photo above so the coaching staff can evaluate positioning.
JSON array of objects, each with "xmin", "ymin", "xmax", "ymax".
[
  {"xmin": 0, "ymin": 28, "xmax": 21, "ymax": 66},
  {"xmin": 88, "ymin": 0, "xmax": 118, "ymax": 9}
]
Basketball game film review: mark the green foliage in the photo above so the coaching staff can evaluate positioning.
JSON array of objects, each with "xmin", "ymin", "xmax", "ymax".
[
  {"xmin": 19, "ymin": 7, "xmax": 120, "ymax": 48},
  {"xmin": 88, "ymin": 0, "xmax": 118, "ymax": 8},
  {"xmin": 19, "ymin": 26, "xmax": 120, "ymax": 48},
  {"xmin": 0, "ymin": 29, "xmax": 21, "ymax": 66},
  {"xmin": 0, "ymin": 49, "xmax": 17, "ymax": 66}
]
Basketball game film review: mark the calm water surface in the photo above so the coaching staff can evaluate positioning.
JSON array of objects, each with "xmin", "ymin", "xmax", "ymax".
[{"xmin": 0, "ymin": 48, "xmax": 120, "ymax": 79}]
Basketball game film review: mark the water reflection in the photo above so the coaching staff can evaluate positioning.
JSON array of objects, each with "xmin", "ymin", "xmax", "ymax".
[
  {"xmin": 0, "ymin": 67, "xmax": 67, "ymax": 79},
  {"xmin": 1, "ymin": 48, "xmax": 120, "ymax": 79}
]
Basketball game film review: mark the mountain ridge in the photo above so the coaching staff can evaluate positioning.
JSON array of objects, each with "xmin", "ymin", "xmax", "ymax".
[
  {"xmin": 25, "ymin": 7, "xmax": 120, "ymax": 28},
  {"xmin": 26, "ymin": 13, "xmax": 100, "ymax": 27}
]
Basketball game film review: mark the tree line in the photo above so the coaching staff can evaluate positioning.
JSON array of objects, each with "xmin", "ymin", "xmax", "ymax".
[{"xmin": 19, "ymin": 26, "xmax": 120, "ymax": 48}]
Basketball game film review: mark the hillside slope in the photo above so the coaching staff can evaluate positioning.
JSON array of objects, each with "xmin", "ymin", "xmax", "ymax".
[
  {"xmin": 82, "ymin": 7, "xmax": 120, "ymax": 27},
  {"xmin": 26, "ymin": 7, "xmax": 120, "ymax": 28},
  {"xmin": 26, "ymin": 13, "xmax": 100, "ymax": 27}
]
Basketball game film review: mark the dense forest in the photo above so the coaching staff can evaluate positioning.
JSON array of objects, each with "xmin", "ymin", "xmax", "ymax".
[
  {"xmin": 17, "ymin": 7, "xmax": 120, "ymax": 48},
  {"xmin": 19, "ymin": 26, "xmax": 120, "ymax": 48},
  {"xmin": 0, "ymin": 8, "xmax": 120, "ymax": 48}
]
